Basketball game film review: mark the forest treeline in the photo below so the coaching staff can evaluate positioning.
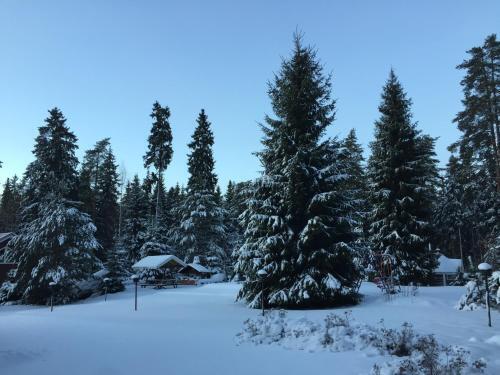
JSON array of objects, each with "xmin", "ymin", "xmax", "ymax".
[{"xmin": 0, "ymin": 33, "xmax": 498, "ymax": 308}]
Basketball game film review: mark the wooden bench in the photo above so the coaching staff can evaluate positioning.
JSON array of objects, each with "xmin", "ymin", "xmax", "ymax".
[{"xmin": 140, "ymin": 278, "xmax": 178, "ymax": 289}]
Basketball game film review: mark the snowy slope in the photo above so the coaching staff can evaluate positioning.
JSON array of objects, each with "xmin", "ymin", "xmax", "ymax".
[{"xmin": 0, "ymin": 283, "xmax": 498, "ymax": 375}]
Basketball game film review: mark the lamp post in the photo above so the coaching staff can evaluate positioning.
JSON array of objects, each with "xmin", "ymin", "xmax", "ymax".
[
  {"xmin": 103, "ymin": 277, "xmax": 111, "ymax": 302},
  {"xmin": 257, "ymin": 269, "xmax": 267, "ymax": 316},
  {"xmin": 131, "ymin": 274, "xmax": 140, "ymax": 311},
  {"xmin": 478, "ymin": 263, "xmax": 493, "ymax": 327},
  {"xmin": 48, "ymin": 281, "xmax": 57, "ymax": 312}
]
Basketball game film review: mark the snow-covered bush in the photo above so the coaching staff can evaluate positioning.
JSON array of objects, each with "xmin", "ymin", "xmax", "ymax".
[
  {"xmin": 371, "ymin": 340, "xmax": 487, "ymax": 375},
  {"xmin": 375, "ymin": 321, "xmax": 415, "ymax": 357},
  {"xmin": 456, "ymin": 272, "xmax": 499, "ymax": 311},
  {"xmin": 237, "ymin": 311, "xmax": 486, "ymax": 374}
]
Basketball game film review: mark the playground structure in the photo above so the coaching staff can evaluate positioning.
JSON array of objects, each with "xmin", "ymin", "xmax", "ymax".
[
  {"xmin": 373, "ymin": 252, "xmax": 397, "ymax": 295},
  {"xmin": 372, "ymin": 252, "xmax": 420, "ymax": 298}
]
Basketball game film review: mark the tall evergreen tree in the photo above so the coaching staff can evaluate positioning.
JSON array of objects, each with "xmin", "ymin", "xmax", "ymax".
[
  {"xmin": 223, "ymin": 180, "xmax": 253, "ymax": 278},
  {"xmin": 164, "ymin": 184, "xmax": 183, "ymax": 231},
  {"xmin": 1, "ymin": 108, "xmax": 100, "ymax": 304},
  {"xmin": 0, "ymin": 176, "xmax": 22, "ymax": 232},
  {"xmin": 79, "ymin": 138, "xmax": 111, "ymax": 220},
  {"xmin": 121, "ymin": 175, "xmax": 148, "ymax": 263},
  {"xmin": 79, "ymin": 139, "xmax": 120, "ymax": 262},
  {"xmin": 452, "ymin": 34, "xmax": 500, "ymax": 192},
  {"xmin": 173, "ymin": 110, "xmax": 226, "ymax": 270},
  {"xmin": 368, "ymin": 71, "xmax": 438, "ymax": 285},
  {"xmin": 236, "ymin": 35, "xmax": 360, "ymax": 308},
  {"xmin": 95, "ymin": 148, "xmax": 120, "ymax": 260},
  {"xmin": 144, "ymin": 101, "xmax": 173, "ymax": 225},
  {"xmin": 448, "ymin": 34, "xmax": 500, "ymax": 263},
  {"xmin": 341, "ymin": 129, "xmax": 371, "ymax": 271}
]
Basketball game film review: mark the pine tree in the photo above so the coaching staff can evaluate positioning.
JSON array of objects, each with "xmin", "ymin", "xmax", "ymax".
[
  {"xmin": 368, "ymin": 71, "xmax": 438, "ymax": 285},
  {"xmin": 433, "ymin": 158, "xmax": 468, "ymax": 260},
  {"xmin": 1, "ymin": 108, "xmax": 100, "ymax": 304},
  {"xmin": 236, "ymin": 35, "xmax": 360, "ymax": 308},
  {"xmin": 79, "ymin": 138, "xmax": 111, "ymax": 219},
  {"xmin": 144, "ymin": 101, "xmax": 173, "ymax": 225},
  {"xmin": 449, "ymin": 34, "xmax": 500, "ymax": 261},
  {"xmin": 173, "ymin": 110, "xmax": 226, "ymax": 270},
  {"xmin": 121, "ymin": 175, "xmax": 148, "ymax": 263},
  {"xmin": 452, "ymin": 34, "xmax": 499, "ymax": 192}
]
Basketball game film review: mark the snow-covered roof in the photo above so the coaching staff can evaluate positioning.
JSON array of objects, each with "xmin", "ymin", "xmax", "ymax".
[
  {"xmin": 132, "ymin": 255, "xmax": 186, "ymax": 270},
  {"xmin": 435, "ymin": 255, "xmax": 462, "ymax": 274},
  {"xmin": 93, "ymin": 268, "xmax": 109, "ymax": 278},
  {"xmin": 184, "ymin": 263, "xmax": 213, "ymax": 274}
]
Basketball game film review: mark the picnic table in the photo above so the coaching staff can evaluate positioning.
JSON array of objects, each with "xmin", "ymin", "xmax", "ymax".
[{"xmin": 140, "ymin": 278, "xmax": 178, "ymax": 289}]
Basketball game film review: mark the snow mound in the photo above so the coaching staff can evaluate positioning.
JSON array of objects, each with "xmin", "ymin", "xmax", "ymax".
[{"xmin": 485, "ymin": 335, "xmax": 500, "ymax": 346}]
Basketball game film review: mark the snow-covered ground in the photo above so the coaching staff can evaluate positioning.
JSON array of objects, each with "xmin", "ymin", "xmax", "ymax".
[{"xmin": 0, "ymin": 282, "xmax": 498, "ymax": 374}]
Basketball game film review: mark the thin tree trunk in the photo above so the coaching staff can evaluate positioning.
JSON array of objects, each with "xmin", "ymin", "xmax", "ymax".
[
  {"xmin": 484, "ymin": 54, "xmax": 500, "ymax": 191},
  {"xmin": 458, "ymin": 226, "xmax": 464, "ymax": 272},
  {"xmin": 155, "ymin": 162, "xmax": 162, "ymax": 227}
]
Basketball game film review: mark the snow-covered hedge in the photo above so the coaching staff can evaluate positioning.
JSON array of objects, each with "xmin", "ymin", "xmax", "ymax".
[{"xmin": 237, "ymin": 311, "xmax": 487, "ymax": 374}]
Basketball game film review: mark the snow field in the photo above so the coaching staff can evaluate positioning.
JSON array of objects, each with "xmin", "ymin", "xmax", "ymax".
[{"xmin": 0, "ymin": 282, "xmax": 499, "ymax": 374}]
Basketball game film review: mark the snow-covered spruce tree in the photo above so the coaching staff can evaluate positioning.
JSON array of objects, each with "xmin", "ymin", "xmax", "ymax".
[
  {"xmin": 433, "ymin": 159, "xmax": 459, "ymax": 257},
  {"xmin": 121, "ymin": 175, "xmax": 148, "ymax": 263},
  {"xmin": 1, "ymin": 108, "xmax": 100, "ymax": 304},
  {"xmin": 173, "ymin": 109, "xmax": 226, "ymax": 271},
  {"xmin": 94, "ymin": 148, "xmax": 125, "ymax": 291},
  {"xmin": 101, "ymin": 241, "xmax": 127, "ymax": 293},
  {"xmin": 164, "ymin": 184, "xmax": 183, "ymax": 234},
  {"xmin": 341, "ymin": 129, "xmax": 371, "ymax": 274},
  {"xmin": 368, "ymin": 71, "xmax": 438, "ymax": 285},
  {"xmin": 79, "ymin": 138, "xmax": 111, "ymax": 220},
  {"xmin": 236, "ymin": 35, "xmax": 360, "ymax": 308},
  {"xmin": 78, "ymin": 138, "xmax": 120, "ymax": 262},
  {"xmin": 95, "ymin": 148, "xmax": 120, "ymax": 261},
  {"xmin": 139, "ymin": 174, "xmax": 173, "ymax": 258},
  {"xmin": 224, "ymin": 180, "xmax": 253, "ymax": 278}
]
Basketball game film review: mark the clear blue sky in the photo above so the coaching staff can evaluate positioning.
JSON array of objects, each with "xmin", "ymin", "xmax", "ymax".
[{"xmin": 1, "ymin": 1, "xmax": 499, "ymax": 191}]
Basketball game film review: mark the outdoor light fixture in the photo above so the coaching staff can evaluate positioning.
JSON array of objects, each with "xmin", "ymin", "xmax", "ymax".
[
  {"xmin": 478, "ymin": 263, "xmax": 493, "ymax": 327},
  {"xmin": 257, "ymin": 269, "xmax": 267, "ymax": 316},
  {"xmin": 48, "ymin": 281, "xmax": 57, "ymax": 312},
  {"xmin": 131, "ymin": 274, "xmax": 140, "ymax": 311}
]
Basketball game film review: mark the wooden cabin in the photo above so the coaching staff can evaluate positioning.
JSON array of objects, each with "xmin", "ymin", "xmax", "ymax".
[
  {"xmin": 179, "ymin": 262, "xmax": 214, "ymax": 279},
  {"xmin": 132, "ymin": 255, "xmax": 187, "ymax": 283},
  {"xmin": 433, "ymin": 254, "xmax": 463, "ymax": 286}
]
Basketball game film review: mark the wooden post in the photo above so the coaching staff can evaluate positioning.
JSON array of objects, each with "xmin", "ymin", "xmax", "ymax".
[
  {"xmin": 261, "ymin": 280, "xmax": 265, "ymax": 316},
  {"xmin": 458, "ymin": 227, "xmax": 464, "ymax": 272},
  {"xmin": 135, "ymin": 281, "xmax": 138, "ymax": 311}
]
